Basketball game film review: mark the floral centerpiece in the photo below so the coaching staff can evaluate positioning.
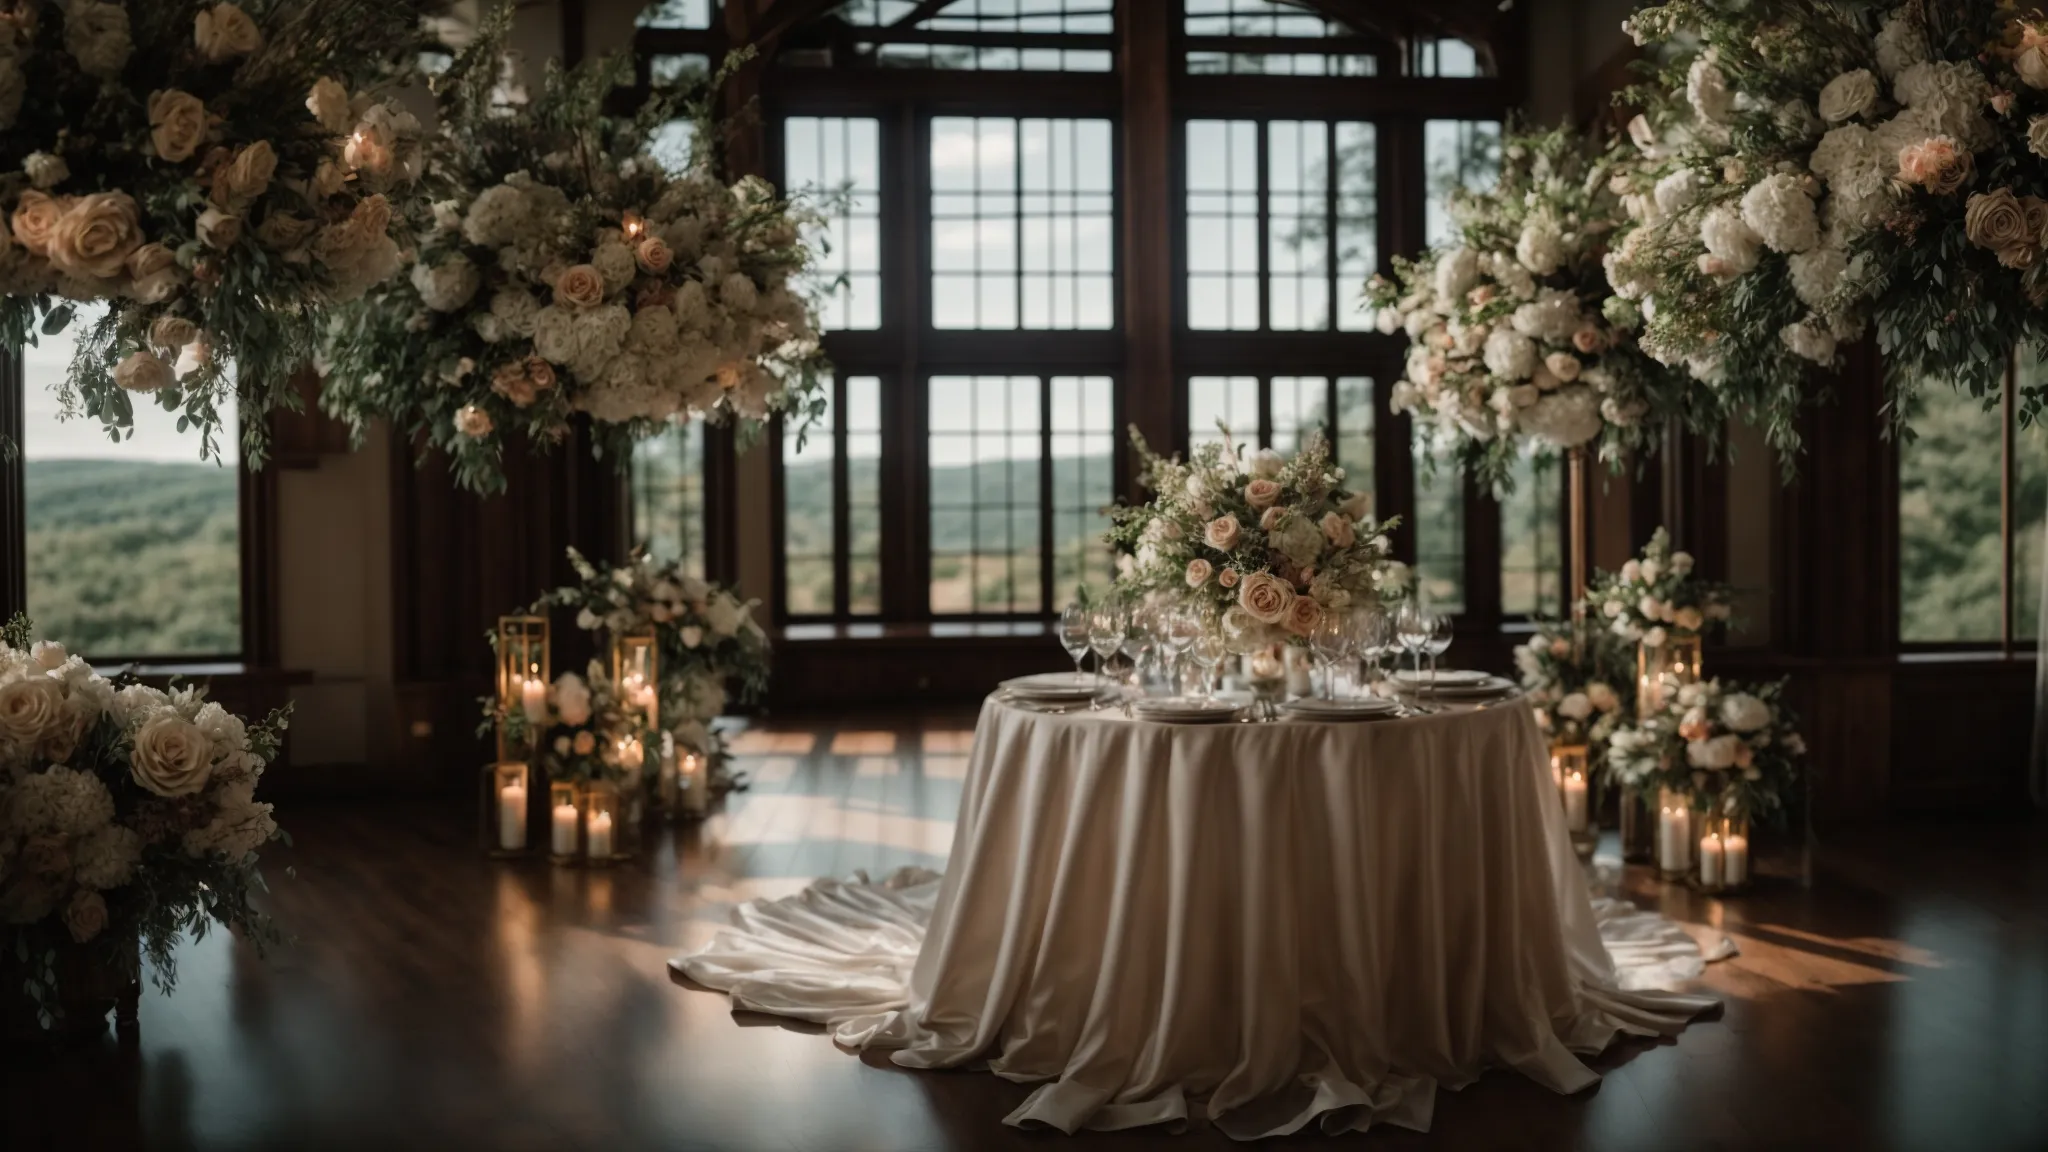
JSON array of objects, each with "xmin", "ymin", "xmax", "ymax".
[
  {"xmin": 1583, "ymin": 527, "xmax": 1733, "ymax": 647},
  {"xmin": 531, "ymin": 548, "xmax": 768, "ymax": 792},
  {"xmin": 1107, "ymin": 427, "xmax": 1407, "ymax": 647},
  {"xmin": 320, "ymin": 14, "xmax": 828, "ymax": 492},
  {"xmin": 1515, "ymin": 619, "xmax": 1634, "ymax": 753},
  {"xmin": 0, "ymin": 614, "xmax": 287, "ymax": 1028},
  {"xmin": 497, "ymin": 661, "xmax": 655, "ymax": 788},
  {"xmin": 1607, "ymin": 676, "xmax": 1805, "ymax": 827},
  {"xmin": 1610, "ymin": 2, "xmax": 2048, "ymax": 450},
  {"xmin": 1364, "ymin": 126, "xmax": 1705, "ymax": 490},
  {"xmin": 0, "ymin": 1, "xmax": 427, "ymax": 464}
]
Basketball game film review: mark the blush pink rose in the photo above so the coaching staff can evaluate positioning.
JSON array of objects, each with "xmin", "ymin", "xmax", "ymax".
[
  {"xmin": 1244, "ymin": 478, "xmax": 1282, "ymax": 509},
  {"xmin": 1203, "ymin": 514, "xmax": 1241, "ymax": 551},
  {"xmin": 1185, "ymin": 559, "xmax": 1212, "ymax": 587},
  {"xmin": 1283, "ymin": 595, "xmax": 1323, "ymax": 637},
  {"xmin": 1259, "ymin": 506, "xmax": 1285, "ymax": 532},
  {"xmin": 1320, "ymin": 511, "xmax": 1355, "ymax": 548},
  {"xmin": 1237, "ymin": 571, "xmax": 1295, "ymax": 623},
  {"xmin": 1218, "ymin": 568, "xmax": 1239, "ymax": 588}
]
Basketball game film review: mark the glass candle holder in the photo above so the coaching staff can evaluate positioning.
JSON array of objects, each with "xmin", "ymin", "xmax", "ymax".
[
  {"xmin": 1619, "ymin": 790, "xmax": 1656, "ymax": 865},
  {"xmin": 548, "ymin": 779, "xmax": 582, "ymax": 865},
  {"xmin": 583, "ymin": 779, "xmax": 622, "ymax": 866},
  {"xmin": 1694, "ymin": 811, "xmax": 1752, "ymax": 894},
  {"xmin": 481, "ymin": 761, "xmax": 531, "ymax": 857},
  {"xmin": 497, "ymin": 616, "xmax": 551, "ymax": 747},
  {"xmin": 1551, "ymin": 744, "xmax": 1596, "ymax": 862},
  {"xmin": 1654, "ymin": 787, "xmax": 1696, "ymax": 881},
  {"xmin": 611, "ymin": 632, "xmax": 659, "ymax": 728},
  {"xmin": 1635, "ymin": 633, "xmax": 1703, "ymax": 717},
  {"xmin": 679, "ymin": 751, "xmax": 710, "ymax": 818}
]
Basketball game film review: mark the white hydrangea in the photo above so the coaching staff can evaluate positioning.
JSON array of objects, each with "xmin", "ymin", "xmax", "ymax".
[
  {"xmin": 1740, "ymin": 173, "xmax": 1820, "ymax": 254},
  {"xmin": 1787, "ymin": 246, "xmax": 1848, "ymax": 311},
  {"xmin": 1874, "ymin": 12, "xmax": 1929, "ymax": 79},
  {"xmin": 1699, "ymin": 204, "xmax": 1762, "ymax": 273},
  {"xmin": 462, "ymin": 183, "xmax": 531, "ymax": 247},
  {"xmin": 1818, "ymin": 69, "xmax": 1879, "ymax": 123},
  {"xmin": 1521, "ymin": 387, "xmax": 1605, "ymax": 448},
  {"xmin": 489, "ymin": 289, "xmax": 542, "ymax": 338},
  {"xmin": 410, "ymin": 255, "xmax": 481, "ymax": 313},
  {"xmin": 1433, "ymin": 247, "xmax": 1481, "ymax": 300},
  {"xmin": 1487, "ymin": 251, "xmax": 1536, "ymax": 300},
  {"xmin": 1780, "ymin": 316, "xmax": 1838, "ymax": 363},
  {"xmin": 1687, "ymin": 56, "xmax": 1735, "ymax": 125},
  {"xmin": 1776, "ymin": 99, "xmax": 1823, "ymax": 143},
  {"xmin": 592, "ymin": 241, "xmax": 637, "ymax": 292},
  {"xmin": 1894, "ymin": 60, "xmax": 1993, "ymax": 148},
  {"xmin": 8, "ymin": 765, "xmax": 114, "ymax": 838},
  {"xmin": 181, "ymin": 778, "xmax": 276, "ymax": 861},
  {"xmin": 1653, "ymin": 168, "xmax": 1702, "ymax": 218},
  {"xmin": 1515, "ymin": 216, "xmax": 1565, "ymax": 276},
  {"xmin": 110, "ymin": 684, "xmax": 169, "ymax": 731},
  {"xmin": 1509, "ymin": 288, "xmax": 1580, "ymax": 342},
  {"xmin": 1483, "ymin": 326, "xmax": 1538, "ymax": 380},
  {"xmin": 74, "ymin": 825, "xmax": 142, "ymax": 890}
]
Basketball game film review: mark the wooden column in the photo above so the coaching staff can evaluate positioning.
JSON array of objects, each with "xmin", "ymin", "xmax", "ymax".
[
  {"xmin": 0, "ymin": 352, "xmax": 22, "ymax": 621},
  {"xmin": 1119, "ymin": 0, "xmax": 1174, "ymax": 485}
]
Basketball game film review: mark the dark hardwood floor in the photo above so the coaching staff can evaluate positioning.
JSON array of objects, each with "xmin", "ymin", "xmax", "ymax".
[{"xmin": 5, "ymin": 712, "xmax": 2047, "ymax": 1152}]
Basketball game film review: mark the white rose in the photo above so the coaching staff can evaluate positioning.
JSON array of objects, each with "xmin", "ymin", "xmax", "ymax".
[
  {"xmin": 130, "ymin": 713, "xmax": 215, "ymax": 797},
  {"xmin": 1587, "ymin": 682, "xmax": 1620, "ymax": 713},
  {"xmin": 306, "ymin": 76, "xmax": 351, "ymax": 133},
  {"xmin": 1558, "ymin": 693, "xmax": 1593, "ymax": 721},
  {"xmin": 2031, "ymin": 116, "xmax": 2048, "ymax": 160},
  {"xmin": 1686, "ymin": 734, "xmax": 1741, "ymax": 771},
  {"xmin": 679, "ymin": 625, "xmax": 703, "ymax": 649},
  {"xmin": 1687, "ymin": 56, "xmax": 1734, "ymax": 124},
  {"xmin": 24, "ymin": 151, "xmax": 68, "ymax": 190},
  {"xmin": 1781, "ymin": 317, "xmax": 1838, "ymax": 364},
  {"xmin": 1699, "ymin": 205, "xmax": 1762, "ymax": 274},
  {"xmin": 194, "ymin": 3, "xmax": 263, "ymax": 63},
  {"xmin": 1740, "ymin": 173, "xmax": 1820, "ymax": 254},
  {"xmin": 552, "ymin": 673, "xmax": 593, "ymax": 726},
  {"xmin": 1719, "ymin": 693, "xmax": 1772, "ymax": 733},
  {"xmin": 114, "ymin": 350, "xmax": 176, "ymax": 393},
  {"xmin": 706, "ymin": 594, "xmax": 748, "ymax": 637},
  {"xmin": 1819, "ymin": 69, "xmax": 1879, "ymax": 122},
  {"xmin": 453, "ymin": 404, "xmax": 493, "ymax": 439}
]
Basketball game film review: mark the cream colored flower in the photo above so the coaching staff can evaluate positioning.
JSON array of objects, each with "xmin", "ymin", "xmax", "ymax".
[
  {"xmin": 114, "ymin": 350, "xmax": 176, "ymax": 393},
  {"xmin": 148, "ymin": 89, "xmax": 208, "ymax": 163},
  {"xmin": 63, "ymin": 889, "xmax": 108, "ymax": 944},
  {"xmin": 1319, "ymin": 510, "xmax": 1355, "ymax": 548},
  {"xmin": 196, "ymin": 206, "xmax": 241, "ymax": 251},
  {"xmin": 1282, "ymin": 594, "xmax": 1323, "ymax": 637},
  {"xmin": 1237, "ymin": 571, "xmax": 1295, "ymax": 624},
  {"xmin": 1243, "ymin": 478, "xmax": 1281, "ymax": 509},
  {"xmin": 0, "ymin": 677, "xmax": 64, "ymax": 745},
  {"xmin": 554, "ymin": 263, "xmax": 606, "ymax": 308},
  {"xmin": 254, "ymin": 211, "xmax": 316, "ymax": 253},
  {"xmin": 24, "ymin": 151, "xmax": 68, "ymax": 189},
  {"xmin": 211, "ymin": 140, "xmax": 277, "ymax": 208},
  {"xmin": 47, "ymin": 192, "xmax": 142, "ymax": 280},
  {"xmin": 1203, "ymin": 513, "xmax": 1242, "ymax": 552},
  {"xmin": 454, "ymin": 404, "xmax": 494, "ymax": 439},
  {"xmin": 635, "ymin": 235, "xmax": 673, "ymax": 275},
  {"xmin": 1965, "ymin": 189, "xmax": 2034, "ymax": 267},
  {"xmin": 1338, "ymin": 491, "xmax": 1370, "ymax": 521},
  {"xmin": 306, "ymin": 76, "xmax": 350, "ymax": 133},
  {"xmin": 131, "ymin": 713, "xmax": 215, "ymax": 797},
  {"xmin": 1, "ymin": 189, "xmax": 54, "ymax": 254},
  {"xmin": 150, "ymin": 315, "xmax": 199, "ymax": 352},
  {"xmin": 1897, "ymin": 135, "xmax": 1973, "ymax": 195},
  {"xmin": 1185, "ymin": 558, "xmax": 1212, "ymax": 587},
  {"xmin": 194, "ymin": 3, "xmax": 263, "ymax": 62},
  {"xmin": 125, "ymin": 243, "xmax": 182, "ymax": 304}
]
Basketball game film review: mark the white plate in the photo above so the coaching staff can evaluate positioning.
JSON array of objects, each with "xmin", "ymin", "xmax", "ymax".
[
  {"xmin": 1000, "ymin": 673, "xmax": 1103, "ymax": 700},
  {"xmin": 1281, "ymin": 702, "xmax": 1401, "ymax": 722},
  {"xmin": 1390, "ymin": 668, "xmax": 1490, "ymax": 686},
  {"xmin": 1284, "ymin": 696, "xmax": 1402, "ymax": 714},
  {"xmin": 1131, "ymin": 697, "xmax": 1241, "ymax": 723}
]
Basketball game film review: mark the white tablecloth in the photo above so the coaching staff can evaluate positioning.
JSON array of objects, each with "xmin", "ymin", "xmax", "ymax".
[{"xmin": 675, "ymin": 697, "xmax": 1718, "ymax": 1138}]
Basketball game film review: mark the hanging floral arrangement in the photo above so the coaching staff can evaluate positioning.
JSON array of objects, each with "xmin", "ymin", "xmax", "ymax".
[
  {"xmin": 319, "ymin": 9, "xmax": 829, "ymax": 493},
  {"xmin": 0, "ymin": 0, "xmax": 428, "ymax": 463},
  {"xmin": 1365, "ymin": 126, "xmax": 1706, "ymax": 492},
  {"xmin": 1610, "ymin": 1, "xmax": 2048, "ymax": 452}
]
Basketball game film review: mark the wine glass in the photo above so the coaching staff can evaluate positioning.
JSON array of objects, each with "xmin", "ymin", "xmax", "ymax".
[
  {"xmin": 1058, "ymin": 602, "xmax": 1091, "ymax": 687},
  {"xmin": 1395, "ymin": 599, "xmax": 1432, "ymax": 690},
  {"xmin": 1309, "ymin": 612, "xmax": 1352, "ymax": 701},
  {"xmin": 1162, "ymin": 609, "xmax": 1202, "ymax": 696},
  {"xmin": 1190, "ymin": 630, "xmax": 1228, "ymax": 700},
  {"xmin": 1352, "ymin": 606, "xmax": 1389, "ymax": 697},
  {"xmin": 1087, "ymin": 604, "xmax": 1126, "ymax": 705},
  {"xmin": 1120, "ymin": 604, "xmax": 1156, "ymax": 693},
  {"xmin": 1424, "ymin": 612, "xmax": 1454, "ymax": 695}
]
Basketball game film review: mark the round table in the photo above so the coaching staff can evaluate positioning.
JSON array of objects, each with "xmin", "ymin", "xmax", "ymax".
[{"xmin": 676, "ymin": 695, "xmax": 1717, "ymax": 1139}]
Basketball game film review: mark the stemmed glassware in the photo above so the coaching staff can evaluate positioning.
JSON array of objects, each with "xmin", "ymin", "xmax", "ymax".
[
  {"xmin": 1424, "ymin": 612, "xmax": 1454, "ymax": 693},
  {"xmin": 1353, "ymin": 607, "xmax": 1391, "ymax": 698},
  {"xmin": 1189, "ymin": 630, "xmax": 1228, "ymax": 701},
  {"xmin": 1309, "ymin": 612, "xmax": 1353, "ymax": 701},
  {"xmin": 1121, "ymin": 605, "xmax": 1156, "ymax": 693},
  {"xmin": 1395, "ymin": 599, "xmax": 1432, "ymax": 687},
  {"xmin": 1087, "ymin": 603, "xmax": 1127, "ymax": 707},
  {"xmin": 1059, "ymin": 602, "xmax": 1092, "ymax": 687},
  {"xmin": 1162, "ymin": 609, "xmax": 1202, "ymax": 696}
]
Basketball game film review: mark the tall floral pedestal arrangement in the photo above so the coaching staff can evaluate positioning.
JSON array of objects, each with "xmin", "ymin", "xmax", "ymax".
[
  {"xmin": 479, "ymin": 616, "xmax": 550, "ymax": 858},
  {"xmin": 1515, "ymin": 617, "xmax": 1632, "ymax": 863}
]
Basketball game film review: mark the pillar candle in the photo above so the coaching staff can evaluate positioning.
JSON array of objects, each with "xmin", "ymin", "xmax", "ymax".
[
  {"xmin": 1698, "ymin": 832, "xmax": 1723, "ymax": 887},
  {"xmin": 1723, "ymin": 833, "xmax": 1750, "ymax": 886},
  {"xmin": 498, "ymin": 781, "xmax": 527, "ymax": 851},
  {"xmin": 681, "ymin": 754, "xmax": 708, "ymax": 815},
  {"xmin": 1563, "ymin": 771, "xmax": 1589, "ymax": 834},
  {"xmin": 586, "ymin": 811, "xmax": 613, "ymax": 859},
  {"xmin": 521, "ymin": 674, "xmax": 547, "ymax": 725},
  {"xmin": 1657, "ymin": 804, "xmax": 1690, "ymax": 873},
  {"xmin": 551, "ymin": 800, "xmax": 578, "ymax": 855},
  {"xmin": 1284, "ymin": 648, "xmax": 1312, "ymax": 698}
]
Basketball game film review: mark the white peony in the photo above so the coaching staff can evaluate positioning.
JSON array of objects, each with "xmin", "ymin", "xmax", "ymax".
[
  {"xmin": 1781, "ymin": 316, "xmax": 1837, "ymax": 363},
  {"xmin": 1515, "ymin": 217, "xmax": 1565, "ymax": 276},
  {"xmin": 410, "ymin": 255, "xmax": 480, "ymax": 313},
  {"xmin": 1521, "ymin": 387, "xmax": 1604, "ymax": 448},
  {"xmin": 1686, "ymin": 734, "xmax": 1741, "ymax": 771},
  {"xmin": 1699, "ymin": 205, "xmax": 1762, "ymax": 274},
  {"xmin": 1719, "ymin": 692, "xmax": 1772, "ymax": 733},
  {"xmin": 1433, "ymin": 247, "xmax": 1480, "ymax": 300},
  {"xmin": 1788, "ymin": 246, "xmax": 1848, "ymax": 310},
  {"xmin": 1653, "ymin": 168, "xmax": 1701, "ymax": 217},
  {"xmin": 1483, "ymin": 327, "xmax": 1537, "ymax": 380},
  {"xmin": 1558, "ymin": 693, "xmax": 1593, "ymax": 722},
  {"xmin": 1687, "ymin": 56, "xmax": 1735, "ymax": 124},
  {"xmin": 1740, "ymin": 174, "xmax": 1820, "ymax": 254},
  {"xmin": 1818, "ymin": 69, "xmax": 1879, "ymax": 122},
  {"xmin": 553, "ymin": 673, "xmax": 593, "ymax": 726}
]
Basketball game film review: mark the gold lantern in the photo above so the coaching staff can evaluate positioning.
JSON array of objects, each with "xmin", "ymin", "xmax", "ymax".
[
  {"xmin": 1694, "ymin": 811, "xmax": 1752, "ymax": 895},
  {"xmin": 611, "ymin": 631, "xmax": 659, "ymax": 728},
  {"xmin": 583, "ymin": 778, "xmax": 622, "ymax": 866},
  {"xmin": 1635, "ymin": 632, "xmax": 1703, "ymax": 718},
  {"xmin": 1550, "ymin": 744, "xmax": 1596, "ymax": 862},
  {"xmin": 548, "ymin": 779, "xmax": 583, "ymax": 865},
  {"xmin": 480, "ymin": 760, "xmax": 531, "ymax": 857},
  {"xmin": 497, "ymin": 615, "xmax": 551, "ymax": 757}
]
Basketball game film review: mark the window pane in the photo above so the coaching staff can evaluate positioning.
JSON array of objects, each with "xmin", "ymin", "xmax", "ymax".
[
  {"xmin": 638, "ymin": 0, "xmax": 713, "ymax": 28},
  {"xmin": 846, "ymin": 377, "xmax": 883, "ymax": 617},
  {"xmin": 1414, "ymin": 38, "xmax": 1483, "ymax": 77},
  {"xmin": 1189, "ymin": 375, "xmax": 1259, "ymax": 448},
  {"xmin": 2019, "ymin": 352, "xmax": 2048, "ymax": 641},
  {"xmin": 1186, "ymin": 119, "xmax": 1260, "ymax": 331},
  {"xmin": 830, "ymin": 0, "xmax": 1113, "ymax": 72},
  {"xmin": 1423, "ymin": 119, "xmax": 1501, "ymax": 248},
  {"xmin": 783, "ymin": 385, "xmax": 835, "ymax": 616},
  {"xmin": 1334, "ymin": 376, "xmax": 1374, "ymax": 505},
  {"xmin": 1267, "ymin": 121, "xmax": 1330, "ymax": 332},
  {"xmin": 786, "ymin": 117, "xmax": 882, "ymax": 331},
  {"xmin": 632, "ymin": 421, "xmax": 706, "ymax": 579},
  {"xmin": 1500, "ymin": 447, "xmax": 1562, "ymax": 618},
  {"xmin": 1413, "ymin": 427, "xmax": 1465, "ymax": 615},
  {"xmin": 1051, "ymin": 376, "xmax": 1116, "ymax": 608},
  {"xmin": 1334, "ymin": 122, "xmax": 1377, "ymax": 330},
  {"xmin": 930, "ymin": 376, "xmax": 1045, "ymax": 614},
  {"xmin": 23, "ymin": 306, "xmax": 241, "ymax": 657},
  {"xmin": 1899, "ymin": 384, "xmax": 2005, "ymax": 642},
  {"xmin": 932, "ymin": 117, "xmax": 1112, "ymax": 330},
  {"xmin": 1269, "ymin": 376, "xmax": 1328, "ymax": 455}
]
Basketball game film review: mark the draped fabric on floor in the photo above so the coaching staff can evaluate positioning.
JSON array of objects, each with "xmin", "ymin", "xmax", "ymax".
[{"xmin": 675, "ymin": 699, "xmax": 1720, "ymax": 1139}]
